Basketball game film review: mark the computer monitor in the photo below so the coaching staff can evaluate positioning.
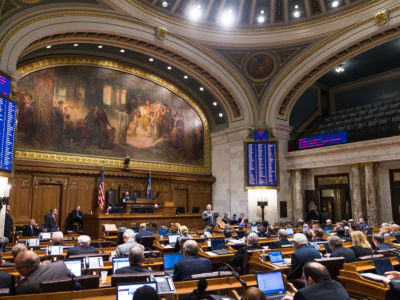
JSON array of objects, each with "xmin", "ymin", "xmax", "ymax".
[
  {"xmin": 26, "ymin": 238, "xmax": 40, "ymax": 247},
  {"xmin": 256, "ymin": 271, "xmax": 286, "ymax": 295},
  {"xmin": 158, "ymin": 230, "xmax": 168, "ymax": 237},
  {"xmin": 163, "ymin": 253, "xmax": 184, "ymax": 270},
  {"xmin": 268, "ymin": 251, "xmax": 284, "ymax": 263},
  {"xmin": 373, "ymin": 258, "xmax": 395, "ymax": 275},
  {"xmin": 40, "ymin": 232, "xmax": 51, "ymax": 239},
  {"xmin": 64, "ymin": 260, "xmax": 82, "ymax": 277},
  {"xmin": 251, "ymin": 225, "xmax": 258, "ymax": 232},
  {"xmin": 168, "ymin": 234, "xmax": 180, "ymax": 245},
  {"xmin": 84, "ymin": 256, "xmax": 104, "ymax": 269},
  {"xmin": 285, "ymin": 227, "xmax": 294, "ymax": 236},
  {"xmin": 47, "ymin": 246, "xmax": 63, "ymax": 255},
  {"xmin": 113, "ymin": 257, "xmax": 130, "ymax": 273},
  {"xmin": 117, "ymin": 282, "xmax": 157, "ymax": 300},
  {"xmin": 302, "ymin": 226, "xmax": 310, "ymax": 232},
  {"xmin": 211, "ymin": 238, "xmax": 226, "ymax": 251}
]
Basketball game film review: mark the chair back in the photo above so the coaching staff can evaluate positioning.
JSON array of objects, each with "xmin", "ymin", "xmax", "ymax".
[
  {"xmin": 192, "ymin": 206, "xmax": 200, "ymax": 213},
  {"xmin": 190, "ymin": 271, "xmax": 232, "ymax": 280},
  {"xmin": 111, "ymin": 273, "xmax": 153, "ymax": 287},
  {"xmin": 77, "ymin": 275, "xmax": 100, "ymax": 289},
  {"xmin": 69, "ymin": 252, "xmax": 110, "ymax": 261},
  {"xmin": 314, "ymin": 257, "xmax": 345, "ymax": 280},
  {"xmin": 140, "ymin": 236, "xmax": 156, "ymax": 249},
  {"xmin": 40, "ymin": 278, "xmax": 74, "ymax": 293},
  {"xmin": 176, "ymin": 207, "xmax": 185, "ymax": 215}
]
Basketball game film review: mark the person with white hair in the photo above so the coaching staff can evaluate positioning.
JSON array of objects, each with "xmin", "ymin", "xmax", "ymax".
[
  {"xmin": 66, "ymin": 235, "xmax": 98, "ymax": 257},
  {"xmin": 228, "ymin": 232, "xmax": 262, "ymax": 267},
  {"xmin": 52, "ymin": 231, "xmax": 64, "ymax": 246},
  {"xmin": 287, "ymin": 233, "xmax": 321, "ymax": 285},
  {"xmin": 115, "ymin": 229, "xmax": 143, "ymax": 257},
  {"xmin": 135, "ymin": 223, "xmax": 153, "ymax": 242}
]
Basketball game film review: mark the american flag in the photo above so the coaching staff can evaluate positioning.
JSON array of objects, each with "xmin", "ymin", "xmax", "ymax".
[{"xmin": 98, "ymin": 167, "xmax": 105, "ymax": 208}]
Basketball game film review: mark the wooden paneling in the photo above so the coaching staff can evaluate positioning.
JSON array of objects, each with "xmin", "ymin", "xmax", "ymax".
[
  {"xmin": 173, "ymin": 189, "xmax": 188, "ymax": 210},
  {"xmin": 32, "ymin": 184, "xmax": 62, "ymax": 227}
]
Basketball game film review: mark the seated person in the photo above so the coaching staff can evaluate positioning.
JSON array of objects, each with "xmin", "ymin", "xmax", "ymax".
[
  {"xmin": 223, "ymin": 224, "xmax": 235, "ymax": 242},
  {"xmin": 241, "ymin": 287, "xmax": 265, "ymax": 300},
  {"xmin": 357, "ymin": 218, "xmax": 368, "ymax": 231},
  {"xmin": 230, "ymin": 214, "xmax": 239, "ymax": 225},
  {"xmin": 303, "ymin": 230, "xmax": 313, "ymax": 242},
  {"xmin": 324, "ymin": 219, "xmax": 333, "ymax": 231},
  {"xmin": 202, "ymin": 226, "xmax": 213, "ymax": 238},
  {"xmin": 15, "ymin": 250, "xmax": 72, "ymax": 294},
  {"xmin": 147, "ymin": 221, "xmax": 158, "ymax": 233},
  {"xmin": 311, "ymin": 230, "xmax": 327, "ymax": 242},
  {"xmin": 23, "ymin": 219, "xmax": 40, "ymax": 237},
  {"xmin": 282, "ymin": 262, "xmax": 350, "ymax": 300},
  {"xmin": 173, "ymin": 240, "xmax": 212, "ymax": 281},
  {"xmin": 238, "ymin": 213, "xmax": 247, "ymax": 226},
  {"xmin": 0, "ymin": 268, "xmax": 14, "ymax": 295},
  {"xmin": 311, "ymin": 224, "xmax": 320, "ymax": 232},
  {"xmin": 287, "ymin": 233, "xmax": 321, "ymax": 285},
  {"xmin": 390, "ymin": 224, "xmax": 400, "ymax": 237},
  {"xmin": 350, "ymin": 231, "xmax": 372, "ymax": 258},
  {"xmin": 229, "ymin": 232, "xmax": 262, "ymax": 267},
  {"xmin": 121, "ymin": 191, "xmax": 133, "ymax": 203},
  {"xmin": 176, "ymin": 226, "xmax": 192, "ymax": 251},
  {"xmin": 328, "ymin": 236, "xmax": 356, "ymax": 263},
  {"xmin": 12, "ymin": 244, "xmax": 27, "ymax": 260},
  {"xmin": 115, "ymin": 246, "xmax": 153, "ymax": 274},
  {"xmin": 335, "ymin": 222, "xmax": 346, "ymax": 238},
  {"xmin": 269, "ymin": 229, "xmax": 292, "ymax": 249},
  {"xmin": 115, "ymin": 229, "xmax": 143, "ymax": 257},
  {"xmin": 380, "ymin": 223, "xmax": 391, "ymax": 237},
  {"xmin": 0, "ymin": 250, "xmax": 14, "ymax": 267},
  {"xmin": 373, "ymin": 234, "xmax": 393, "ymax": 250},
  {"xmin": 52, "ymin": 231, "xmax": 65, "ymax": 246},
  {"xmin": 135, "ymin": 223, "xmax": 153, "ymax": 242},
  {"xmin": 257, "ymin": 220, "xmax": 271, "ymax": 238},
  {"xmin": 71, "ymin": 205, "xmax": 84, "ymax": 228},
  {"xmin": 67, "ymin": 235, "xmax": 98, "ymax": 257},
  {"xmin": 167, "ymin": 223, "xmax": 179, "ymax": 235},
  {"xmin": 133, "ymin": 285, "xmax": 160, "ymax": 300},
  {"xmin": 222, "ymin": 213, "xmax": 230, "ymax": 224}
]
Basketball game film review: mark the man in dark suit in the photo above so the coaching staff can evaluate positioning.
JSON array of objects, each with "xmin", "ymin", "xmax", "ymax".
[
  {"xmin": 44, "ymin": 208, "xmax": 58, "ymax": 232},
  {"xmin": 257, "ymin": 220, "xmax": 271, "ymax": 237},
  {"xmin": 229, "ymin": 232, "xmax": 262, "ymax": 267},
  {"xmin": 202, "ymin": 204, "xmax": 215, "ymax": 229},
  {"xmin": 15, "ymin": 250, "xmax": 72, "ymax": 294},
  {"xmin": 269, "ymin": 229, "xmax": 293, "ymax": 249},
  {"xmin": 135, "ymin": 223, "xmax": 153, "ymax": 242},
  {"xmin": 4, "ymin": 205, "xmax": 13, "ymax": 242},
  {"xmin": 282, "ymin": 262, "xmax": 350, "ymax": 300},
  {"xmin": 308, "ymin": 205, "xmax": 320, "ymax": 222},
  {"xmin": 23, "ymin": 219, "xmax": 40, "ymax": 237},
  {"xmin": 288, "ymin": 233, "xmax": 321, "ymax": 284},
  {"xmin": 311, "ymin": 230, "xmax": 327, "ymax": 242},
  {"xmin": 121, "ymin": 191, "xmax": 133, "ymax": 203},
  {"xmin": 115, "ymin": 246, "xmax": 153, "ymax": 274},
  {"xmin": 328, "ymin": 236, "xmax": 356, "ymax": 262},
  {"xmin": 71, "ymin": 205, "xmax": 84, "ymax": 228},
  {"xmin": 373, "ymin": 234, "xmax": 393, "ymax": 250},
  {"xmin": 0, "ymin": 270, "xmax": 15, "ymax": 295},
  {"xmin": 66, "ymin": 235, "xmax": 98, "ymax": 257},
  {"xmin": 173, "ymin": 240, "xmax": 212, "ymax": 281}
]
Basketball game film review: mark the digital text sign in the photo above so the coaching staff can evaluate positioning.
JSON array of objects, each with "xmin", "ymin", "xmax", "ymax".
[
  {"xmin": 298, "ymin": 131, "xmax": 348, "ymax": 150},
  {"xmin": 0, "ymin": 97, "xmax": 17, "ymax": 172},
  {"xmin": 253, "ymin": 129, "xmax": 268, "ymax": 141},
  {"xmin": 246, "ymin": 142, "xmax": 278, "ymax": 187},
  {"xmin": 0, "ymin": 75, "xmax": 11, "ymax": 98}
]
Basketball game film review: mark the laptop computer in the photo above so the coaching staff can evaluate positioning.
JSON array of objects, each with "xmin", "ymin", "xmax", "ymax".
[
  {"xmin": 83, "ymin": 256, "xmax": 104, "ymax": 269},
  {"xmin": 26, "ymin": 238, "xmax": 40, "ymax": 247},
  {"xmin": 46, "ymin": 245, "xmax": 63, "ymax": 255},
  {"xmin": 302, "ymin": 226, "xmax": 310, "ymax": 232},
  {"xmin": 40, "ymin": 232, "xmax": 51, "ymax": 240},
  {"xmin": 373, "ymin": 258, "xmax": 395, "ymax": 275},
  {"xmin": 117, "ymin": 282, "xmax": 157, "ymax": 300},
  {"xmin": 285, "ymin": 228, "xmax": 294, "ymax": 236},
  {"xmin": 113, "ymin": 257, "xmax": 130, "ymax": 273},
  {"xmin": 251, "ymin": 225, "xmax": 258, "ymax": 232},
  {"xmin": 257, "ymin": 271, "xmax": 290, "ymax": 300},
  {"xmin": 211, "ymin": 238, "xmax": 233, "ymax": 255},
  {"xmin": 163, "ymin": 253, "xmax": 184, "ymax": 276},
  {"xmin": 152, "ymin": 276, "xmax": 176, "ymax": 295},
  {"xmin": 168, "ymin": 234, "xmax": 180, "ymax": 247},
  {"xmin": 268, "ymin": 251, "xmax": 287, "ymax": 267},
  {"xmin": 64, "ymin": 260, "xmax": 82, "ymax": 277}
]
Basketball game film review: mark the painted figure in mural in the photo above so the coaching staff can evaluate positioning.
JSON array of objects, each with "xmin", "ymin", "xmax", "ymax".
[
  {"xmin": 97, "ymin": 106, "xmax": 112, "ymax": 149},
  {"xmin": 53, "ymin": 100, "xmax": 65, "ymax": 145},
  {"xmin": 116, "ymin": 107, "xmax": 129, "ymax": 145},
  {"xmin": 64, "ymin": 114, "xmax": 74, "ymax": 145}
]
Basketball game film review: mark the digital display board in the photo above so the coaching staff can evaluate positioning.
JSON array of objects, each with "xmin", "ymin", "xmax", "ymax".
[
  {"xmin": 0, "ymin": 97, "xmax": 17, "ymax": 172},
  {"xmin": 253, "ymin": 129, "xmax": 268, "ymax": 141},
  {"xmin": 246, "ymin": 142, "xmax": 278, "ymax": 187},
  {"xmin": 298, "ymin": 131, "xmax": 347, "ymax": 150},
  {"xmin": 0, "ymin": 74, "xmax": 11, "ymax": 98}
]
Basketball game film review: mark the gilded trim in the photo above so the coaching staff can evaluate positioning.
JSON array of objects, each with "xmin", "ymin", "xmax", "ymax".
[{"xmin": 15, "ymin": 56, "xmax": 211, "ymax": 175}]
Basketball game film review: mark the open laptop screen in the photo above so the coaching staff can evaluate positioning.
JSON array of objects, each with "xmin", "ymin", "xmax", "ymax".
[
  {"xmin": 251, "ymin": 225, "xmax": 258, "ymax": 232},
  {"xmin": 64, "ymin": 260, "xmax": 82, "ymax": 277},
  {"xmin": 47, "ymin": 246, "xmax": 63, "ymax": 255},
  {"xmin": 40, "ymin": 232, "xmax": 51, "ymax": 239},
  {"xmin": 163, "ymin": 253, "xmax": 184, "ymax": 270},
  {"xmin": 117, "ymin": 282, "xmax": 157, "ymax": 300},
  {"xmin": 211, "ymin": 238, "xmax": 226, "ymax": 251},
  {"xmin": 285, "ymin": 228, "xmax": 294, "ymax": 235},
  {"xmin": 269, "ymin": 251, "xmax": 284, "ymax": 263},
  {"xmin": 257, "ymin": 272, "xmax": 286, "ymax": 295},
  {"xmin": 302, "ymin": 226, "xmax": 310, "ymax": 232},
  {"xmin": 168, "ymin": 234, "xmax": 180, "ymax": 245},
  {"xmin": 113, "ymin": 257, "xmax": 130, "ymax": 273}
]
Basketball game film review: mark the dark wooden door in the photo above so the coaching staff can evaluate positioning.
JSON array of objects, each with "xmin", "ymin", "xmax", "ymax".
[
  {"xmin": 390, "ymin": 170, "xmax": 400, "ymax": 224},
  {"xmin": 173, "ymin": 189, "xmax": 189, "ymax": 212},
  {"xmin": 32, "ymin": 184, "xmax": 62, "ymax": 228}
]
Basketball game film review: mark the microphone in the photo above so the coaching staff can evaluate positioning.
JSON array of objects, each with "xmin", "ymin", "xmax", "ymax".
[
  {"xmin": 146, "ymin": 247, "xmax": 158, "ymax": 258},
  {"xmin": 219, "ymin": 263, "xmax": 247, "ymax": 288},
  {"xmin": 72, "ymin": 274, "xmax": 81, "ymax": 290},
  {"xmin": 98, "ymin": 242, "xmax": 105, "ymax": 254}
]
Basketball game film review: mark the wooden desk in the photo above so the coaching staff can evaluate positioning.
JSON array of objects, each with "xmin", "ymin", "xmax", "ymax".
[
  {"xmin": 198, "ymin": 250, "xmax": 234, "ymax": 270},
  {"xmin": 343, "ymin": 256, "xmax": 400, "ymax": 273}
]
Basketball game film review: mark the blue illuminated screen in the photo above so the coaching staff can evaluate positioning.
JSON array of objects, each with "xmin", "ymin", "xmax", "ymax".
[
  {"xmin": 0, "ymin": 97, "xmax": 17, "ymax": 171},
  {"xmin": 298, "ymin": 131, "xmax": 347, "ymax": 149},
  {"xmin": 254, "ymin": 130, "xmax": 268, "ymax": 141},
  {"xmin": 257, "ymin": 272, "xmax": 285, "ymax": 295},
  {"xmin": 0, "ymin": 75, "xmax": 10, "ymax": 98}
]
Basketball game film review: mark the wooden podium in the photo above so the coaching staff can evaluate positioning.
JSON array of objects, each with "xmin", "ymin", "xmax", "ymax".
[{"xmin": 123, "ymin": 198, "xmax": 160, "ymax": 214}]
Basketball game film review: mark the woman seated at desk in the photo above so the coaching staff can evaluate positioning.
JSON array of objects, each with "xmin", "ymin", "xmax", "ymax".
[{"xmin": 350, "ymin": 230, "xmax": 373, "ymax": 258}]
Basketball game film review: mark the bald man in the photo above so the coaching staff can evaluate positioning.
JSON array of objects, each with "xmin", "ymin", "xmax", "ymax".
[{"xmin": 15, "ymin": 250, "xmax": 72, "ymax": 294}]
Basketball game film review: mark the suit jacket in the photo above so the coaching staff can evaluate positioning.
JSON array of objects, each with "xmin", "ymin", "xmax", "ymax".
[
  {"xmin": 115, "ymin": 264, "xmax": 153, "ymax": 274},
  {"xmin": 331, "ymin": 246, "xmax": 357, "ymax": 262},
  {"xmin": 115, "ymin": 240, "xmax": 143, "ymax": 257},
  {"xmin": 71, "ymin": 210, "xmax": 83, "ymax": 224},
  {"xmin": 23, "ymin": 225, "xmax": 40, "ymax": 237},
  {"xmin": 294, "ymin": 280, "xmax": 349, "ymax": 300},
  {"xmin": 16, "ymin": 261, "xmax": 72, "ymax": 294},
  {"xmin": 257, "ymin": 228, "xmax": 271, "ymax": 238},
  {"xmin": 4, "ymin": 213, "xmax": 13, "ymax": 240},
  {"xmin": 351, "ymin": 245, "xmax": 372, "ymax": 258},
  {"xmin": 269, "ymin": 238, "xmax": 292, "ymax": 249},
  {"xmin": 202, "ymin": 210, "xmax": 215, "ymax": 227},
  {"xmin": 288, "ymin": 245, "xmax": 321, "ymax": 280},
  {"xmin": 173, "ymin": 255, "xmax": 212, "ymax": 281},
  {"xmin": 376, "ymin": 242, "xmax": 393, "ymax": 250},
  {"xmin": 229, "ymin": 244, "xmax": 262, "ymax": 267},
  {"xmin": 308, "ymin": 210, "xmax": 320, "ymax": 221},
  {"xmin": 44, "ymin": 213, "xmax": 57, "ymax": 232},
  {"xmin": 135, "ymin": 230, "xmax": 153, "ymax": 242},
  {"xmin": 67, "ymin": 245, "xmax": 98, "ymax": 257},
  {"xmin": 0, "ymin": 270, "xmax": 15, "ymax": 294}
]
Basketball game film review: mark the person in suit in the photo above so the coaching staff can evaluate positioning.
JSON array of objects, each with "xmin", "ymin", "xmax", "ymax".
[
  {"xmin": 282, "ymin": 262, "xmax": 350, "ymax": 300},
  {"xmin": 0, "ymin": 270, "xmax": 15, "ymax": 295},
  {"xmin": 135, "ymin": 223, "xmax": 153, "ymax": 242},
  {"xmin": 328, "ymin": 236, "xmax": 356, "ymax": 262},
  {"xmin": 12, "ymin": 243, "xmax": 27, "ymax": 260},
  {"xmin": 4, "ymin": 205, "xmax": 13, "ymax": 243},
  {"xmin": 22, "ymin": 219, "xmax": 40, "ymax": 237},
  {"xmin": 15, "ymin": 250, "xmax": 72, "ymax": 294},
  {"xmin": 320, "ymin": 207, "xmax": 330, "ymax": 225},
  {"xmin": 115, "ymin": 245, "xmax": 153, "ymax": 274},
  {"xmin": 115, "ymin": 229, "xmax": 143, "ymax": 257},
  {"xmin": 121, "ymin": 191, "xmax": 133, "ymax": 203},
  {"xmin": 52, "ymin": 231, "xmax": 65, "ymax": 246},
  {"xmin": 308, "ymin": 205, "xmax": 320, "ymax": 222},
  {"xmin": 66, "ymin": 235, "xmax": 98, "ymax": 257},
  {"xmin": 44, "ymin": 208, "xmax": 58, "ymax": 232},
  {"xmin": 71, "ymin": 205, "xmax": 84, "ymax": 228},
  {"xmin": 147, "ymin": 221, "xmax": 158, "ymax": 233},
  {"xmin": 324, "ymin": 219, "xmax": 334, "ymax": 231},
  {"xmin": 202, "ymin": 204, "xmax": 215, "ymax": 229},
  {"xmin": 269, "ymin": 229, "xmax": 292, "ymax": 249},
  {"xmin": 311, "ymin": 229, "xmax": 327, "ymax": 242},
  {"xmin": 229, "ymin": 232, "xmax": 262, "ymax": 267},
  {"xmin": 222, "ymin": 213, "xmax": 230, "ymax": 224},
  {"xmin": 373, "ymin": 233, "xmax": 393, "ymax": 250},
  {"xmin": 257, "ymin": 220, "xmax": 271, "ymax": 238},
  {"xmin": 173, "ymin": 240, "xmax": 212, "ymax": 281},
  {"xmin": 287, "ymin": 233, "xmax": 321, "ymax": 285},
  {"xmin": 230, "ymin": 214, "xmax": 239, "ymax": 225},
  {"xmin": 357, "ymin": 218, "xmax": 369, "ymax": 231},
  {"xmin": 350, "ymin": 230, "xmax": 372, "ymax": 258}
]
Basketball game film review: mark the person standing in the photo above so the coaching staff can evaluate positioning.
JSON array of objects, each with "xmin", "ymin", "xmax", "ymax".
[
  {"xmin": 202, "ymin": 204, "xmax": 215, "ymax": 229},
  {"xmin": 4, "ymin": 205, "xmax": 13, "ymax": 243},
  {"xmin": 44, "ymin": 208, "xmax": 58, "ymax": 232},
  {"xmin": 308, "ymin": 205, "xmax": 320, "ymax": 222}
]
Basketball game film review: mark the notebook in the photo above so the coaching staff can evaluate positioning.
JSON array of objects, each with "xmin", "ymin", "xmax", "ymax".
[
  {"xmin": 117, "ymin": 282, "xmax": 157, "ymax": 300},
  {"xmin": 113, "ymin": 257, "xmax": 130, "ymax": 273},
  {"xmin": 373, "ymin": 258, "xmax": 395, "ymax": 275},
  {"xmin": 168, "ymin": 234, "xmax": 180, "ymax": 246},
  {"xmin": 257, "ymin": 271, "xmax": 289, "ymax": 300},
  {"xmin": 268, "ymin": 251, "xmax": 287, "ymax": 267},
  {"xmin": 64, "ymin": 260, "xmax": 82, "ymax": 277},
  {"xmin": 163, "ymin": 253, "xmax": 184, "ymax": 276},
  {"xmin": 211, "ymin": 238, "xmax": 232, "ymax": 255}
]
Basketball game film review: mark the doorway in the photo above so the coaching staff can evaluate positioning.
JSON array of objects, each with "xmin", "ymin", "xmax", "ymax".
[
  {"xmin": 32, "ymin": 184, "xmax": 62, "ymax": 228},
  {"xmin": 389, "ymin": 170, "xmax": 400, "ymax": 224}
]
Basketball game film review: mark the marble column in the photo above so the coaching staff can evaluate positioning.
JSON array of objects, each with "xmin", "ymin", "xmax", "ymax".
[
  {"xmin": 364, "ymin": 163, "xmax": 378, "ymax": 227},
  {"xmin": 293, "ymin": 169, "xmax": 304, "ymax": 222},
  {"xmin": 349, "ymin": 164, "xmax": 363, "ymax": 222}
]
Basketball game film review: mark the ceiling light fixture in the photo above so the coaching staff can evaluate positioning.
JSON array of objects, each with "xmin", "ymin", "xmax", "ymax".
[
  {"xmin": 293, "ymin": 10, "xmax": 300, "ymax": 18},
  {"xmin": 120, "ymin": 49, "xmax": 125, "ymax": 53},
  {"xmin": 335, "ymin": 64, "xmax": 345, "ymax": 73},
  {"xmin": 149, "ymin": 58, "xmax": 154, "ymax": 62},
  {"xmin": 187, "ymin": 4, "xmax": 203, "ymax": 22},
  {"xmin": 73, "ymin": 43, "xmax": 79, "ymax": 47},
  {"xmin": 98, "ymin": 45, "xmax": 103, "ymax": 48},
  {"xmin": 219, "ymin": 113, "xmax": 223, "ymax": 117},
  {"xmin": 184, "ymin": 75, "xmax": 188, "ymax": 79},
  {"xmin": 213, "ymin": 102, "xmax": 217, "ymax": 106},
  {"xmin": 220, "ymin": 9, "xmax": 234, "ymax": 27},
  {"xmin": 167, "ymin": 66, "xmax": 172, "ymax": 70},
  {"xmin": 46, "ymin": 45, "xmax": 52, "ymax": 49},
  {"xmin": 257, "ymin": 15, "xmax": 265, "ymax": 23},
  {"xmin": 332, "ymin": 0, "xmax": 339, "ymax": 8},
  {"xmin": 161, "ymin": 1, "xmax": 168, "ymax": 8},
  {"xmin": 199, "ymin": 87, "xmax": 204, "ymax": 91}
]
